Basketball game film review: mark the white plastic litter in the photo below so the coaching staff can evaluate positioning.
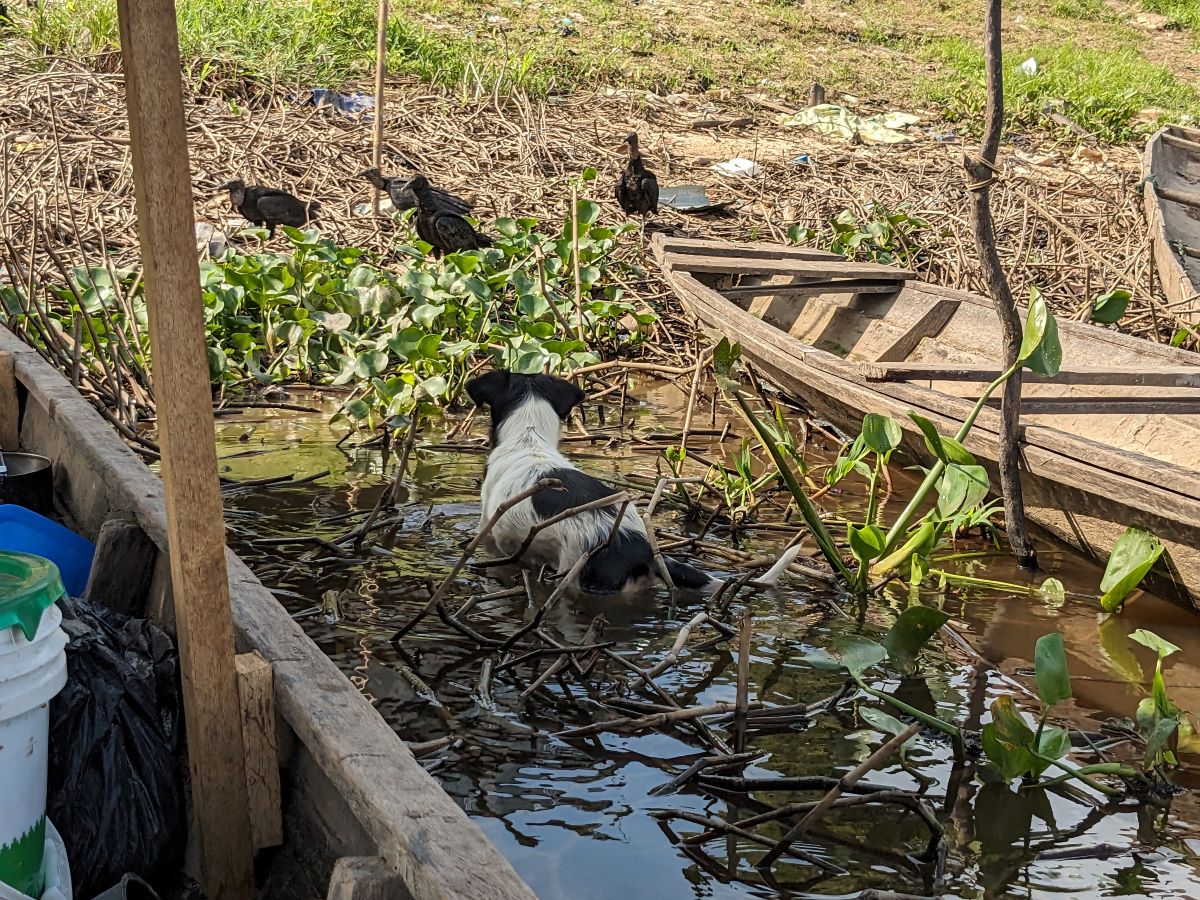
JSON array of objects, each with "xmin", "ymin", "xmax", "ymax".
[
  {"xmin": 1019, "ymin": 57, "xmax": 1038, "ymax": 76},
  {"xmin": 782, "ymin": 104, "xmax": 920, "ymax": 144},
  {"xmin": 709, "ymin": 158, "xmax": 763, "ymax": 178},
  {"xmin": 0, "ymin": 820, "xmax": 71, "ymax": 900}
]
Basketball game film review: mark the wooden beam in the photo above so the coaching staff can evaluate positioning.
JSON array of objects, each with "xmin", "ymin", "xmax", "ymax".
[
  {"xmin": 0, "ymin": 351, "xmax": 18, "ymax": 449},
  {"xmin": 721, "ymin": 278, "xmax": 904, "ymax": 299},
  {"xmin": 654, "ymin": 234, "xmax": 844, "ymax": 261},
  {"xmin": 873, "ymin": 297, "xmax": 959, "ymax": 363},
  {"xmin": 1162, "ymin": 131, "xmax": 1200, "ymax": 156},
  {"xmin": 983, "ymin": 396, "xmax": 1200, "ymax": 416},
  {"xmin": 327, "ymin": 858, "xmax": 406, "ymax": 900},
  {"xmin": 84, "ymin": 518, "xmax": 158, "ymax": 616},
  {"xmin": 860, "ymin": 362, "xmax": 1200, "ymax": 388},
  {"xmin": 370, "ymin": 0, "xmax": 388, "ymax": 216},
  {"xmin": 235, "ymin": 651, "xmax": 283, "ymax": 851},
  {"xmin": 662, "ymin": 251, "xmax": 914, "ymax": 280},
  {"xmin": 114, "ymin": 0, "xmax": 256, "ymax": 896},
  {"xmin": 1155, "ymin": 184, "xmax": 1200, "ymax": 211}
]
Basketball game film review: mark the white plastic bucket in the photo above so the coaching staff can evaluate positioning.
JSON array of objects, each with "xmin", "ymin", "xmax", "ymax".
[
  {"xmin": 0, "ymin": 820, "xmax": 72, "ymax": 900},
  {"xmin": 0, "ymin": 601, "xmax": 68, "ymax": 899}
]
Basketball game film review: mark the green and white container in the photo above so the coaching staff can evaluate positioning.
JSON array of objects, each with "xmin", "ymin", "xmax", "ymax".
[{"xmin": 0, "ymin": 553, "xmax": 69, "ymax": 899}]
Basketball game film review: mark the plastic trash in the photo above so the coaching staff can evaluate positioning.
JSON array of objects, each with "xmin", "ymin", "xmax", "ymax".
[
  {"xmin": 783, "ymin": 103, "xmax": 920, "ymax": 144},
  {"xmin": 46, "ymin": 598, "xmax": 184, "ymax": 899},
  {"xmin": 305, "ymin": 88, "xmax": 375, "ymax": 118},
  {"xmin": 1019, "ymin": 57, "xmax": 1038, "ymax": 76},
  {"xmin": 710, "ymin": 158, "xmax": 763, "ymax": 178},
  {"xmin": 791, "ymin": 154, "xmax": 811, "ymax": 166},
  {"xmin": 0, "ymin": 507, "xmax": 94, "ymax": 597},
  {"xmin": 0, "ymin": 821, "xmax": 71, "ymax": 900},
  {"xmin": 89, "ymin": 873, "xmax": 162, "ymax": 900},
  {"xmin": 0, "ymin": 553, "xmax": 69, "ymax": 899}
]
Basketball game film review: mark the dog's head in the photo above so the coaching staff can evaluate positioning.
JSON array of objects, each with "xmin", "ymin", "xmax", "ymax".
[{"xmin": 466, "ymin": 371, "xmax": 584, "ymax": 442}]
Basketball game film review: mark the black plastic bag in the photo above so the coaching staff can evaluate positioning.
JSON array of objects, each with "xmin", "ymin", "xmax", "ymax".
[{"xmin": 47, "ymin": 598, "xmax": 186, "ymax": 899}]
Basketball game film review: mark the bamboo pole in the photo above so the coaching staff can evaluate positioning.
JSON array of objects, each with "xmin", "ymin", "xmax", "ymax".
[
  {"xmin": 114, "ymin": 0, "xmax": 255, "ymax": 896},
  {"xmin": 371, "ymin": 0, "xmax": 389, "ymax": 216}
]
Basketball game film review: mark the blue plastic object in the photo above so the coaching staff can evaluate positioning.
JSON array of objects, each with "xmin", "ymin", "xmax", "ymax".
[{"xmin": 0, "ymin": 505, "xmax": 95, "ymax": 596}]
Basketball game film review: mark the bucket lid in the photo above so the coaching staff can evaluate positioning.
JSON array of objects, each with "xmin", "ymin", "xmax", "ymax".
[{"xmin": 0, "ymin": 552, "xmax": 66, "ymax": 641}]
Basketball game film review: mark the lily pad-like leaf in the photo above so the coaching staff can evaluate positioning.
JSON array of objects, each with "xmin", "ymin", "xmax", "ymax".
[
  {"xmin": 712, "ymin": 338, "xmax": 742, "ymax": 378},
  {"xmin": 1129, "ymin": 628, "xmax": 1181, "ymax": 660},
  {"xmin": 1034, "ymin": 726, "xmax": 1071, "ymax": 775},
  {"xmin": 1099, "ymin": 528, "xmax": 1164, "ymax": 612},
  {"xmin": 858, "ymin": 706, "xmax": 917, "ymax": 758},
  {"xmin": 1033, "ymin": 632, "xmax": 1072, "ymax": 707},
  {"xmin": 982, "ymin": 722, "xmax": 1035, "ymax": 782},
  {"xmin": 883, "ymin": 606, "xmax": 951, "ymax": 673},
  {"xmin": 1038, "ymin": 577, "xmax": 1066, "ymax": 607},
  {"xmin": 849, "ymin": 524, "xmax": 887, "ymax": 566},
  {"xmin": 862, "ymin": 413, "xmax": 902, "ymax": 456},
  {"xmin": 804, "ymin": 634, "xmax": 887, "ymax": 677}
]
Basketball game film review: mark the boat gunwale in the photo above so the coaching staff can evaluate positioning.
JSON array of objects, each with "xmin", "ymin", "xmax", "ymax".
[{"xmin": 1143, "ymin": 124, "xmax": 1200, "ymax": 316}]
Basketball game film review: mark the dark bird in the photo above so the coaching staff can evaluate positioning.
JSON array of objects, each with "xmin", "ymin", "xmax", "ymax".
[
  {"xmin": 408, "ymin": 175, "xmax": 492, "ymax": 258},
  {"xmin": 615, "ymin": 132, "xmax": 659, "ymax": 221},
  {"xmin": 218, "ymin": 179, "xmax": 318, "ymax": 238},
  {"xmin": 357, "ymin": 167, "xmax": 472, "ymax": 216}
]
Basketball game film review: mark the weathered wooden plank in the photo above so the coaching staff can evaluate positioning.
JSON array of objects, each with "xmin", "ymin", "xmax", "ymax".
[
  {"xmin": 721, "ymin": 278, "xmax": 904, "ymax": 299},
  {"xmin": 235, "ymin": 651, "xmax": 284, "ymax": 851},
  {"xmin": 860, "ymin": 362, "xmax": 1200, "ymax": 387},
  {"xmin": 662, "ymin": 252, "xmax": 914, "ymax": 280},
  {"xmin": 1155, "ymin": 184, "xmax": 1200, "ymax": 210},
  {"xmin": 84, "ymin": 518, "xmax": 158, "ymax": 616},
  {"xmin": 327, "ymin": 857, "xmax": 407, "ymax": 900},
  {"xmin": 984, "ymin": 396, "xmax": 1200, "ymax": 416},
  {"xmin": 1162, "ymin": 131, "xmax": 1200, "ymax": 156},
  {"xmin": 0, "ymin": 351, "xmax": 18, "ymax": 450},
  {"xmin": 114, "ymin": 0, "xmax": 256, "ymax": 892},
  {"xmin": 653, "ymin": 233, "xmax": 843, "ymax": 261},
  {"xmin": 873, "ymin": 297, "xmax": 960, "ymax": 363}
]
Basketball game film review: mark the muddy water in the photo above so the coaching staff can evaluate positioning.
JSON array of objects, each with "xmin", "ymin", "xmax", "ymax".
[{"xmin": 219, "ymin": 380, "xmax": 1200, "ymax": 899}]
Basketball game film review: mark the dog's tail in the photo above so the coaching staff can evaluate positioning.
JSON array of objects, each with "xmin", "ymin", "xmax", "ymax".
[{"xmin": 664, "ymin": 544, "xmax": 803, "ymax": 592}]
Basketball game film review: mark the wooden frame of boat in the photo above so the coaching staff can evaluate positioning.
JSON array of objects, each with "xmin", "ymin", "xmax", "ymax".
[
  {"xmin": 0, "ymin": 325, "xmax": 536, "ymax": 899},
  {"xmin": 1144, "ymin": 124, "xmax": 1200, "ymax": 321},
  {"xmin": 651, "ymin": 234, "xmax": 1200, "ymax": 609}
]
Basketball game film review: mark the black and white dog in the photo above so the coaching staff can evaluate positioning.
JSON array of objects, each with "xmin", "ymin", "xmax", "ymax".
[{"xmin": 466, "ymin": 370, "xmax": 800, "ymax": 594}]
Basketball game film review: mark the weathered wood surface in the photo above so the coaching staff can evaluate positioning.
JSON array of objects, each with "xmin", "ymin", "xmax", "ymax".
[
  {"xmin": 327, "ymin": 857, "xmax": 408, "ymax": 900},
  {"xmin": 1144, "ymin": 126, "xmax": 1200, "ymax": 319},
  {"xmin": 661, "ymin": 251, "xmax": 914, "ymax": 280},
  {"xmin": 861, "ymin": 362, "xmax": 1200, "ymax": 387},
  {"xmin": 721, "ymin": 278, "xmax": 904, "ymax": 298},
  {"xmin": 236, "ymin": 651, "xmax": 284, "ymax": 851},
  {"xmin": 0, "ymin": 351, "xmax": 18, "ymax": 450},
  {"xmin": 1, "ymin": 324, "xmax": 537, "ymax": 900},
  {"xmin": 653, "ymin": 235, "xmax": 1200, "ymax": 608},
  {"xmin": 979, "ymin": 396, "xmax": 1200, "ymax": 416},
  {"xmin": 84, "ymin": 518, "xmax": 158, "ymax": 616},
  {"xmin": 116, "ymin": 0, "xmax": 255, "ymax": 890}
]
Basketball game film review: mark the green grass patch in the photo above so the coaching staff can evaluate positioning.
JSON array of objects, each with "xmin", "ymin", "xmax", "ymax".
[
  {"xmin": 920, "ymin": 37, "xmax": 1198, "ymax": 141},
  {"xmin": 1139, "ymin": 0, "xmax": 1200, "ymax": 33}
]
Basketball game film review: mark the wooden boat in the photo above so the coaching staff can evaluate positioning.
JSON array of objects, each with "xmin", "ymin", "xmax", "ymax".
[
  {"xmin": 651, "ymin": 234, "xmax": 1200, "ymax": 610},
  {"xmin": 0, "ymin": 325, "xmax": 535, "ymax": 899},
  {"xmin": 1144, "ymin": 124, "xmax": 1200, "ymax": 321}
]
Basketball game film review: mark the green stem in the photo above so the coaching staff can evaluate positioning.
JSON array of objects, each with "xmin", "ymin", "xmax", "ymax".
[
  {"xmin": 1029, "ymin": 752, "xmax": 1130, "ymax": 796},
  {"xmin": 855, "ymin": 675, "xmax": 964, "ymax": 762},
  {"xmin": 926, "ymin": 568, "xmax": 1034, "ymax": 593},
  {"xmin": 731, "ymin": 387, "xmax": 853, "ymax": 584},
  {"xmin": 880, "ymin": 363, "xmax": 1020, "ymax": 556}
]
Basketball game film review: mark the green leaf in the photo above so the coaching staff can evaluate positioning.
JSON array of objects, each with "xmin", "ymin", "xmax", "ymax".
[
  {"xmin": 1038, "ymin": 577, "xmax": 1066, "ymax": 607},
  {"xmin": 908, "ymin": 413, "xmax": 975, "ymax": 465},
  {"xmin": 1099, "ymin": 528, "xmax": 1164, "ymax": 612},
  {"xmin": 1023, "ymin": 310, "xmax": 1062, "ymax": 377},
  {"xmin": 1128, "ymin": 628, "xmax": 1181, "ymax": 660},
  {"xmin": 1033, "ymin": 633, "xmax": 1071, "ymax": 707},
  {"xmin": 712, "ymin": 338, "xmax": 742, "ymax": 378},
  {"xmin": 982, "ymin": 722, "xmax": 1036, "ymax": 782},
  {"xmin": 804, "ymin": 635, "xmax": 886, "ymax": 677},
  {"xmin": 1091, "ymin": 289, "xmax": 1131, "ymax": 325},
  {"xmin": 858, "ymin": 706, "xmax": 917, "ymax": 758},
  {"xmin": 1144, "ymin": 716, "xmax": 1178, "ymax": 762},
  {"xmin": 1018, "ymin": 287, "xmax": 1049, "ymax": 362},
  {"xmin": 344, "ymin": 398, "xmax": 371, "ymax": 420},
  {"xmin": 862, "ymin": 413, "xmax": 902, "ymax": 456},
  {"xmin": 883, "ymin": 605, "xmax": 951, "ymax": 673},
  {"xmin": 417, "ymin": 375, "xmax": 449, "ymax": 400},
  {"xmin": 849, "ymin": 523, "xmax": 887, "ymax": 566},
  {"xmin": 1036, "ymin": 726, "xmax": 1071, "ymax": 763},
  {"xmin": 354, "ymin": 350, "xmax": 389, "ymax": 379},
  {"xmin": 936, "ymin": 463, "xmax": 990, "ymax": 517},
  {"xmin": 991, "ymin": 695, "xmax": 1036, "ymax": 745}
]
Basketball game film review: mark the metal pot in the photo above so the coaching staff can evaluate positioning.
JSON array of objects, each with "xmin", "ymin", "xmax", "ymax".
[{"xmin": 0, "ymin": 450, "xmax": 53, "ymax": 515}]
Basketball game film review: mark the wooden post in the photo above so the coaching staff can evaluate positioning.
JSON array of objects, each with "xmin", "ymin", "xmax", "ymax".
[
  {"xmin": 371, "ymin": 0, "xmax": 389, "ymax": 216},
  {"xmin": 236, "ymin": 651, "xmax": 283, "ymax": 851},
  {"xmin": 114, "ymin": 0, "xmax": 256, "ymax": 896},
  {"xmin": 962, "ymin": 0, "xmax": 1037, "ymax": 568}
]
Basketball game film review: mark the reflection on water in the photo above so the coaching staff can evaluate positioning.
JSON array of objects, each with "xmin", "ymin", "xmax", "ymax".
[{"xmin": 219, "ymin": 380, "xmax": 1200, "ymax": 898}]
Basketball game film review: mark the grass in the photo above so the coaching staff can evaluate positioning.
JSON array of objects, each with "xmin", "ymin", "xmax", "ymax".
[
  {"xmin": 10, "ymin": 0, "xmax": 1200, "ymax": 141},
  {"xmin": 1139, "ymin": 0, "xmax": 1200, "ymax": 33}
]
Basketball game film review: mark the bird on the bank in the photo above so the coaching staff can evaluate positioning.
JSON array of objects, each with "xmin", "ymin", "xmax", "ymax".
[
  {"xmin": 357, "ymin": 167, "xmax": 472, "ymax": 216},
  {"xmin": 614, "ymin": 132, "xmax": 659, "ymax": 224},
  {"xmin": 218, "ymin": 179, "xmax": 319, "ymax": 238},
  {"xmin": 408, "ymin": 174, "xmax": 492, "ymax": 257}
]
